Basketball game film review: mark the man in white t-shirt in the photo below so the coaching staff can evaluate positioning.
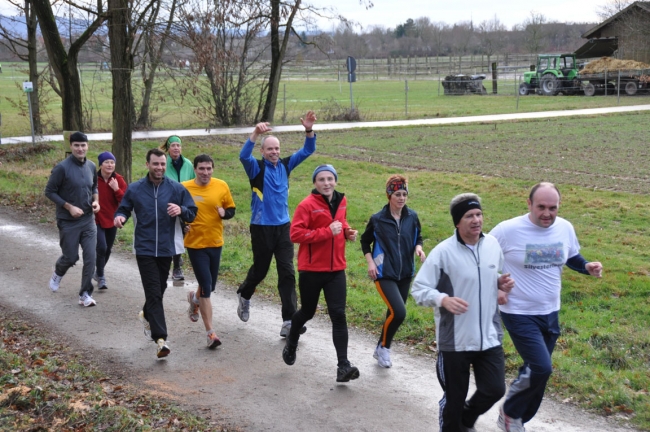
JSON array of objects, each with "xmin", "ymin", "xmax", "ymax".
[{"xmin": 490, "ymin": 182, "xmax": 603, "ymax": 432}]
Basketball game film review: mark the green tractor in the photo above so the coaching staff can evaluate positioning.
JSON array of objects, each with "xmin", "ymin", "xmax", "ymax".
[{"xmin": 519, "ymin": 54, "xmax": 581, "ymax": 96}]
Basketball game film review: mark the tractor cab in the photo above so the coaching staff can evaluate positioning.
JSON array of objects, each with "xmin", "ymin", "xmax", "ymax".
[{"xmin": 520, "ymin": 54, "xmax": 580, "ymax": 96}]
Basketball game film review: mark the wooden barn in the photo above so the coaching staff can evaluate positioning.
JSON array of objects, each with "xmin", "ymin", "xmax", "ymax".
[{"xmin": 577, "ymin": 1, "xmax": 650, "ymax": 63}]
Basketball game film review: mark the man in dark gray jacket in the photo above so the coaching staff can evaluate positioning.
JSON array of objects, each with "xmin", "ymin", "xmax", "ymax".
[
  {"xmin": 115, "ymin": 148, "xmax": 197, "ymax": 359},
  {"xmin": 45, "ymin": 131, "xmax": 100, "ymax": 307}
]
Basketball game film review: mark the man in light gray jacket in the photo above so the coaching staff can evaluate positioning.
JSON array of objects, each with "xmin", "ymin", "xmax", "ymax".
[{"xmin": 411, "ymin": 193, "xmax": 514, "ymax": 432}]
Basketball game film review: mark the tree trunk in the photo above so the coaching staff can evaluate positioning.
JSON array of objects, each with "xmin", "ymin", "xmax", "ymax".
[
  {"xmin": 25, "ymin": 1, "xmax": 42, "ymax": 134},
  {"xmin": 108, "ymin": 0, "xmax": 133, "ymax": 183},
  {"xmin": 261, "ymin": 0, "xmax": 300, "ymax": 123},
  {"xmin": 33, "ymin": 0, "xmax": 104, "ymax": 132}
]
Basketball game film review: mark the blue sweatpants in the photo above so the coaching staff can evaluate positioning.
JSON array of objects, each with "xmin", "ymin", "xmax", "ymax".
[{"xmin": 501, "ymin": 311, "xmax": 560, "ymax": 424}]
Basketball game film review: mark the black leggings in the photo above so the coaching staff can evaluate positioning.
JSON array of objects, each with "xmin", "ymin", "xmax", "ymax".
[
  {"xmin": 375, "ymin": 277, "xmax": 412, "ymax": 348},
  {"xmin": 289, "ymin": 270, "xmax": 349, "ymax": 367}
]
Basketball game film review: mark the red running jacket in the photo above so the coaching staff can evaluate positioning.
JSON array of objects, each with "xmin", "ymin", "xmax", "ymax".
[
  {"xmin": 290, "ymin": 190, "xmax": 350, "ymax": 272},
  {"xmin": 96, "ymin": 172, "xmax": 127, "ymax": 229}
]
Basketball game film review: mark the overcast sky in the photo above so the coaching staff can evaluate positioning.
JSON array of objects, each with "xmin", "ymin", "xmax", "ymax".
[
  {"xmin": 0, "ymin": 0, "xmax": 609, "ymax": 31},
  {"xmin": 306, "ymin": 0, "xmax": 608, "ymax": 31}
]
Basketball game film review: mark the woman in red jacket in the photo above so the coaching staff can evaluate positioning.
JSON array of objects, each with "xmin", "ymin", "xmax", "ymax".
[
  {"xmin": 94, "ymin": 152, "xmax": 127, "ymax": 289},
  {"xmin": 283, "ymin": 164, "xmax": 360, "ymax": 383}
]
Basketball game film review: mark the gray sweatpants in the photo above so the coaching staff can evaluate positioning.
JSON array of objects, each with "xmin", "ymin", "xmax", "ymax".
[{"xmin": 55, "ymin": 214, "xmax": 97, "ymax": 296}]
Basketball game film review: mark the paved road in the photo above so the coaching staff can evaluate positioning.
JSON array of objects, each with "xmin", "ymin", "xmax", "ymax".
[
  {"xmin": 3, "ymin": 104, "xmax": 650, "ymax": 145},
  {"xmin": 0, "ymin": 207, "xmax": 637, "ymax": 431}
]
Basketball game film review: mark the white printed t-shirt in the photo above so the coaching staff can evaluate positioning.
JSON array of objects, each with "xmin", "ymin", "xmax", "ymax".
[{"xmin": 489, "ymin": 214, "xmax": 580, "ymax": 315}]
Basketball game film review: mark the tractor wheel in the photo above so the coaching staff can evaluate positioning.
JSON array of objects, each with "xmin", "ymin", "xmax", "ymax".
[
  {"xmin": 540, "ymin": 74, "xmax": 559, "ymax": 96},
  {"xmin": 625, "ymin": 81, "xmax": 638, "ymax": 96},
  {"xmin": 519, "ymin": 83, "xmax": 530, "ymax": 96},
  {"xmin": 583, "ymin": 83, "xmax": 596, "ymax": 97}
]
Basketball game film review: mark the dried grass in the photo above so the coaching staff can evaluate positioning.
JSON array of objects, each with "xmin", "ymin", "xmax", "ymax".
[{"xmin": 580, "ymin": 57, "xmax": 650, "ymax": 74}]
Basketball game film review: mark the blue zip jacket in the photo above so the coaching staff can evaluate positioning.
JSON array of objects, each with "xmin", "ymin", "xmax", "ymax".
[
  {"xmin": 360, "ymin": 204, "xmax": 423, "ymax": 281},
  {"xmin": 115, "ymin": 176, "xmax": 197, "ymax": 257},
  {"xmin": 239, "ymin": 135, "xmax": 316, "ymax": 225}
]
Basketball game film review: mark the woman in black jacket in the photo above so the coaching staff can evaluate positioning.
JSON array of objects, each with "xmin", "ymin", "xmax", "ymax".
[{"xmin": 360, "ymin": 175, "xmax": 426, "ymax": 368}]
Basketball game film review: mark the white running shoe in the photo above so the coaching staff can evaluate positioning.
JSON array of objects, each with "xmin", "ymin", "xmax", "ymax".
[
  {"xmin": 138, "ymin": 311, "xmax": 152, "ymax": 340},
  {"xmin": 497, "ymin": 405, "xmax": 526, "ymax": 432},
  {"xmin": 78, "ymin": 292, "xmax": 96, "ymax": 307},
  {"xmin": 156, "ymin": 338, "xmax": 170, "ymax": 358},
  {"xmin": 49, "ymin": 271, "xmax": 62, "ymax": 292},
  {"xmin": 373, "ymin": 344, "xmax": 392, "ymax": 368}
]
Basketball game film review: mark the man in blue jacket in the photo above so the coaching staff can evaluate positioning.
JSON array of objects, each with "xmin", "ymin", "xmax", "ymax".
[
  {"xmin": 237, "ymin": 111, "xmax": 316, "ymax": 337},
  {"xmin": 114, "ymin": 148, "xmax": 197, "ymax": 358}
]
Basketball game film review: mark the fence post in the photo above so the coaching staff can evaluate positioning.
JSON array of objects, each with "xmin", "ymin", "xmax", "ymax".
[
  {"xmin": 492, "ymin": 62, "xmax": 498, "ymax": 95},
  {"xmin": 405, "ymin": 79, "xmax": 409, "ymax": 116},
  {"xmin": 617, "ymin": 70, "xmax": 621, "ymax": 105}
]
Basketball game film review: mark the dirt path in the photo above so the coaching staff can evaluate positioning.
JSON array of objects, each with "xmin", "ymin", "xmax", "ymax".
[{"xmin": 0, "ymin": 207, "xmax": 637, "ymax": 431}]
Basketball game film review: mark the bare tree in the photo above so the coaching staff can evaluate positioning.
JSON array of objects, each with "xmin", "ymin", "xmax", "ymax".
[
  {"xmin": 0, "ymin": 0, "xmax": 43, "ymax": 134},
  {"xmin": 32, "ymin": 0, "xmax": 106, "ymax": 132},
  {"xmin": 522, "ymin": 11, "xmax": 547, "ymax": 54},
  {"xmin": 134, "ymin": 0, "xmax": 178, "ymax": 130},
  {"xmin": 177, "ymin": 0, "xmax": 268, "ymax": 126},
  {"xmin": 596, "ymin": 0, "xmax": 634, "ymax": 20},
  {"xmin": 478, "ymin": 15, "xmax": 506, "ymax": 63}
]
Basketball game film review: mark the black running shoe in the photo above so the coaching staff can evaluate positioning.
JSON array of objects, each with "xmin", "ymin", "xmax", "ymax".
[
  {"xmin": 282, "ymin": 338, "xmax": 297, "ymax": 365},
  {"xmin": 336, "ymin": 362, "xmax": 360, "ymax": 382}
]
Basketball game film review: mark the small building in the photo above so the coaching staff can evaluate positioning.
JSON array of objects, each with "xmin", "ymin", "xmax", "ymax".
[{"xmin": 577, "ymin": 1, "xmax": 650, "ymax": 63}]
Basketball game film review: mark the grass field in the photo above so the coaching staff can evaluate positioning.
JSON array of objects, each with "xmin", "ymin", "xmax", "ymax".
[{"xmin": 1, "ymin": 61, "xmax": 650, "ymax": 138}]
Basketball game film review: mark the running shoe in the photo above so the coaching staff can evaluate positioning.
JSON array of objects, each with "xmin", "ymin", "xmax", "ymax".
[
  {"xmin": 237, "ymin": 292, "xmax": 250, "ymax": 322},
  {"xmin": 156, "ymin": 338, "xmax": 170, "ymax": 358},
  {"xmin": 187, "ymin": 291, "xmax": 200, "ymax": 322},
  {"xmin": 96, "ymin": 275, "xmax": 107, "ymax": 290},
  {"xmin": 497, "ymin": 405, "xmax": 526, "ymax": 432},
  {"xmin": 172, "ymin": 268, "xmax": 184, "ymax": 281},
  {"xmin": 282, "ymin": 338, "xmax": 297, "ymax": 365},
  {"xmin": 280, "ymin": 320, "xmax": 307, "ymax": 337},
  {"xmin": 207, "ymin": 332, "xmax": 222, "ymax": 349},
  {"xmin": 336, "ymin": 361, "xmax": 360, "ymax": 382},
  {"xmin": 138, "ymin": 310, "xmax": 152, "ymax": 340},
  {"xmin": 49, "ymin": 271, "xmax": 62, "ymax": 292},
  {"xmin": 78, "ymin": 292, "xmax": 96, "ymax": 307},
  {"xmin": 373, "ymin": 344, "xmax": 392, "ymax": 368}
]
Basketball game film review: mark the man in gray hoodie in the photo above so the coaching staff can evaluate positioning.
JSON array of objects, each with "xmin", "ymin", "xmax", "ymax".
[{"xmin": 45, "ymin": 131, "xmax": 100, "ymax": 307}]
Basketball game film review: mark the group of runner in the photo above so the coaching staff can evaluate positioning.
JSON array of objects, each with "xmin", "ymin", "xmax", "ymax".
[{"xmin": 45, "ymin": 114, "xmax": 603, "ymax": 432}]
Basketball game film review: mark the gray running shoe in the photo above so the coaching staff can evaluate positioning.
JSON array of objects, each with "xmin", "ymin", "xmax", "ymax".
[
  {"xmin": 172, "ymin": 268, "xmax": 184, "ymax": 281},
  {"xmin": 49, "ymin": 271, "xmax": 62, "ymax": 292},
  {"xmin": 237, "ymin": 293, "xmax": 250, "ymax": 322},
  {"xmin": 373, "ymin": 344, "xmax": 392, "ymax": 368},
  {"xmin": 280, "ymin": 320, "xmax": 307, "ymax": 337}
]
